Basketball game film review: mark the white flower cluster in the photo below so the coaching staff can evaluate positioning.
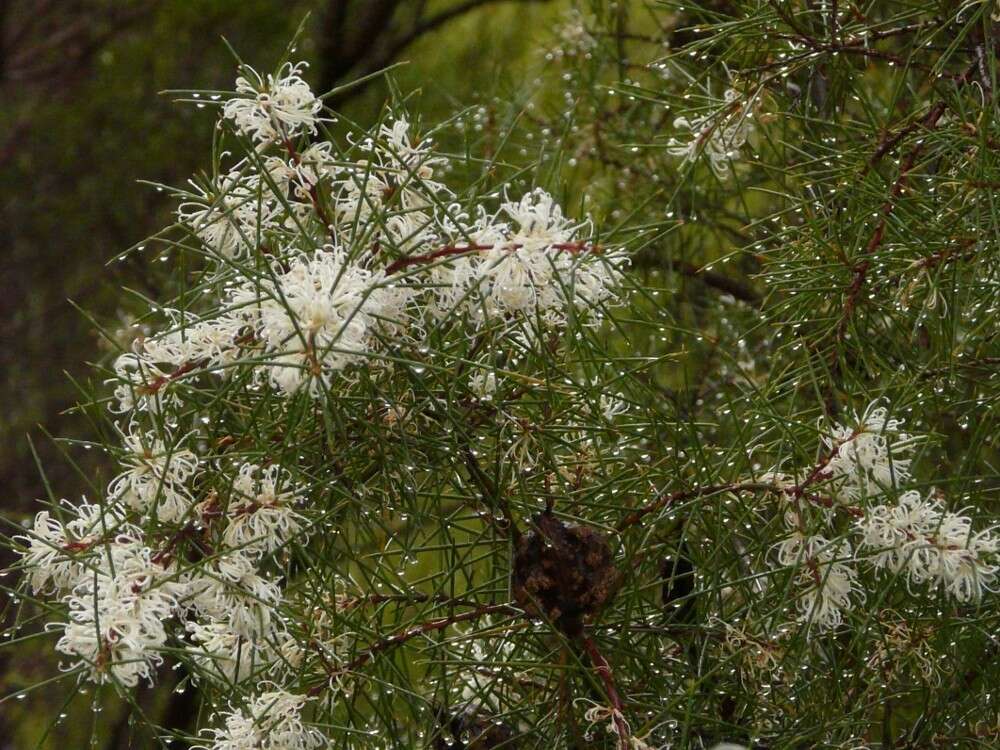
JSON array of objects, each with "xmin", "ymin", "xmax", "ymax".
[
  {"xmin": 110, "ymin": 63, "xmax": 625, "ymax": 409},
  {"xmin": 822, "ymin": 401, "xmax": 918, "ymax": 502},
  {"xmin": 16, "ymin": 501, "xmax": 120, "ymax": 594},
  {"xmin": 195, "ymin": 688, "xmax": 324, "ymax": 750},
  {"xmin": 763, "ymin": 400, "xmax": 995, "ymax": 633},
  {"xmin": 14, "ymin": 503, "xmax": 188, "ymax": 686},
  {"xmin": 766, "ymin": 401, "xmax": 915, "ymax": 630},
  {"xmin": 56, "ymin": 532, "xmax": 187, "ymax": 687},
  {"xmin": 109, "ymin": 426, "xmax": 198, "ymax": 522},
  {"xmin": 859, "ymin": 490, "xmax": 999, "ymax": 602},
  {"xmin": 666, "ymin": 88, "xmax": 755, "ymax": 178},
  {"xmin": 222, "ymin": 62, "xmax": 322, "ymax": 145},
  {"xmin": 222, "ymin": 463, "xmax": 306, "ymax": 554},
  {"xmin": 14, "ymin": 429, "xmax": 309, "ymax": 687},
  {"xmin": 774, "ymin": 531, "xmax": 862, "ymax": 631}
]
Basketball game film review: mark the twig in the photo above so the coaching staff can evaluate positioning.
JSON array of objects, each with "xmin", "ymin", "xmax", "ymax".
[
  {"xmin": 671, "ymin": 260, "xmax": 763, "ymax": 307},
  {"xmin": 462, "ymin": 447, "xmax": 520, "ymax": 540},
  {"xmin": 385, "ymin": 241, "xmax": 595, "ymax": 275},
  {"xmin": 837, "ymin": 59, "xmax": 976, "ymax": 338},
  {"xmin": 617, "ymin": 482, "xmax": 779, "ymax": 531},
  {"xmin": 281, "ymin": 136, "xmax": 335, "ymax": 232},
  {"xmin": 581, "ymin": 634, "xmax": 632, "ymax": 750},
  {"xmin": 836, "ymin": 100, "xmax": 949, "ymax": 339},
  {"xmin": 310, "ymin": 601, "xmax": 521, "ymax": 695},
  {"xmin": 139, "ymin": 358, "xmax": 206, "ymax": 395}
]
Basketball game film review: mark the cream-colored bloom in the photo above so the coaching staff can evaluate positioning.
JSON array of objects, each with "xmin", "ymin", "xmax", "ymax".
[
  {"xmin": 223, "ymin": 463, "xmax": 306, "ymax": 554},
  {"xmin": 223, "ymin": 62, "xmax": 321, "ymax": 144},
  {"xmin": 55, "ymin": 534, "xmax": 187, "ymax": 687},
  {"xmin": 667, "ymin": 88, "xmax": 754, "ymax": 178},
  {"xmin": 859, "ymin": 490, "xmax": 999, "ymax": 602},
  {"xmin": 197, "ymin": 688, "xmax": 324, "ymax": 750},
  {"xmin": 776, "ymin": 533, "xmax": 861, "ymax": 631},
  {"xmin": 822, "ymin": 400, "xmax": 919, "ymax": 502},
  {"xmin": 108, "ymin": 426, "xmax": 198, "ymax": 522}
]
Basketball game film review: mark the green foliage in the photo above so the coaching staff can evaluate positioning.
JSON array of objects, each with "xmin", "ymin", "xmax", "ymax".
[{"xmin": 5, "ymin": 1, "xmax": 1000, "ymax": 749}]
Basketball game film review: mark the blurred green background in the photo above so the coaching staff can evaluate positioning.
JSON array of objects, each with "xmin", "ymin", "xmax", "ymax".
[{"xmin": 0, "ymin": 1, "xmax": 567, "ymax": 745}]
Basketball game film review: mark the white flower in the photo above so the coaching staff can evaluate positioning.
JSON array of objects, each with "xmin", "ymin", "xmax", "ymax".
[
  {"xmin": 15, "ymin": 501, "xmax": 126, "ymax": 593},
  {"xmin": 599, "ymin": 393, "xmax": 628, "ymax": 421},
  {"xmin": 432, "ymin": 189, "xmax": 624, "ymax": 326},
  {"xmin": 233, "ymin": 248, "xmax": 409, "ymax": 395},
  {"xmin": 378, "ymin": 117, "xmax": 446, "ymax": 183},
  {"xmin": 469, "ymin": 370, "xmax": 497, "ymax": 400},
  {"xmin": 16, "ymin": 512, "xmax": 84, "ymax": 594},
  {"xmin": 859, "ymin": 491, "xmax": 999, "ymax": 602},
  {"xmin": 822, "ymin": 400, "xmax": 918, "ymax": 502},
  {"xmin": 189, "ymin": 552, "xmax": 282, "ymax": 638},
  {"xmin": 579, "ymin": 701, "xmax": 658, "ymax": 749},
  {"xmin": 447, "ymin": 620, "xmax": 519, "ymax": 703},
  {"xmin": 331, "ymin": 160, "xmax": 394, "ymax": 229},
  {"xmin": 384, "ymin": 209, "xmax": 440, "ymax": 254},
  {"xmin": 142, "ymin": 310, "xmax": 250, "ymax": 371},
  {"xmin": 776, "ymin": 533, "xmax": 860, "ymax": 630},
  {"xmin": 177, "ymin": 171, "xmax": 273, "ymax": 259},
  {"xmin": 108, "ymin": 426, "xmax": 198, "ymax": 522},
  {"xmin": 55, "ymin": 534, "xmax": 187, "ymax": 687},
  {"xmin": 197, "ymin": 688, "xmax": 324, "ymax": 750},
  {"xmin": 223, "ymin": 62, "xmax": 321, "ymax": 144},
  {"xmin": 267, "ymin": 141, "xmax": 339, "ymax": 198},
  {"xmin": 109, "ymin": 352, "xmax": 180, "ymax": 414},
  {"xmin": 425, "ymin": 208, "xmax": 505, "ymax": 319},
  {"xmin": 16, "ymin": 511, "xmax": 78, "ymax": 593},
  {"xmin": 328, "ymin": 118, "xmax": 448, "ymax": 244},
  {"xmin": 186, "ymin": 620, "xmax": 276, "ymax": 683},
  {"xmin": 667, "ymin": 88, "xmax": 754, "ymax": 179},
  {"xmin": 223, "ymin": 463, "xmax": 307, "ymax": 554}
]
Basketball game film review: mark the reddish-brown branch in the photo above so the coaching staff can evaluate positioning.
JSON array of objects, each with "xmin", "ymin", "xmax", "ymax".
[
  {"xmin": 865, "ymin": 119, "xmax": 925, "ymax": 173},
  {"xmin": 617, "ymin": 460, "xmax": 864, "ymax": 531},
  {"xmin": 617, "ymin": 482, "xmax": 779, "ymax": 531},
  {"xmin": 336, "ymin": 592, "xmax": 485, "ymax": 611},
  {"xmin": 836, "ymin": 100, "xmax": 949, "ymax": 339},
  {"xmin": 135, "ymin": 330, "xmax": 259, "ymax": 397},
  {"xmin": 281, "ymin": 137, "xmax": 335, "ymax": 231},
  {"xmin": 384, "ymin": 241, "xmax": 596, "ymax": 275},
  {"xmin": 581, "ymin": 635, "xmax": 632, "ymax": 750},
  {"xmin": 837, "ymin": 59, "xmax": 977, "ymax": 339},
  {"xmin": 139, "ymin": 358, "xmax": 205, "ymax": 395}
]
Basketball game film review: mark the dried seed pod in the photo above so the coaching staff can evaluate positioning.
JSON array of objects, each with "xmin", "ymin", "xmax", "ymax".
[
  {"xmin": 434, "ymin": 704, "xmax": 520, "ymax": 750},
  {"xmin": 511, "ymin": 510, "xmax": 620, "ymax": 636}
]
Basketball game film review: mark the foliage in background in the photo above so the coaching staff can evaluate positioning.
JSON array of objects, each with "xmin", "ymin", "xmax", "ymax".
[{"xmin": 4, "ymin": 0, "xmax": 1000, "ymax": 748}]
